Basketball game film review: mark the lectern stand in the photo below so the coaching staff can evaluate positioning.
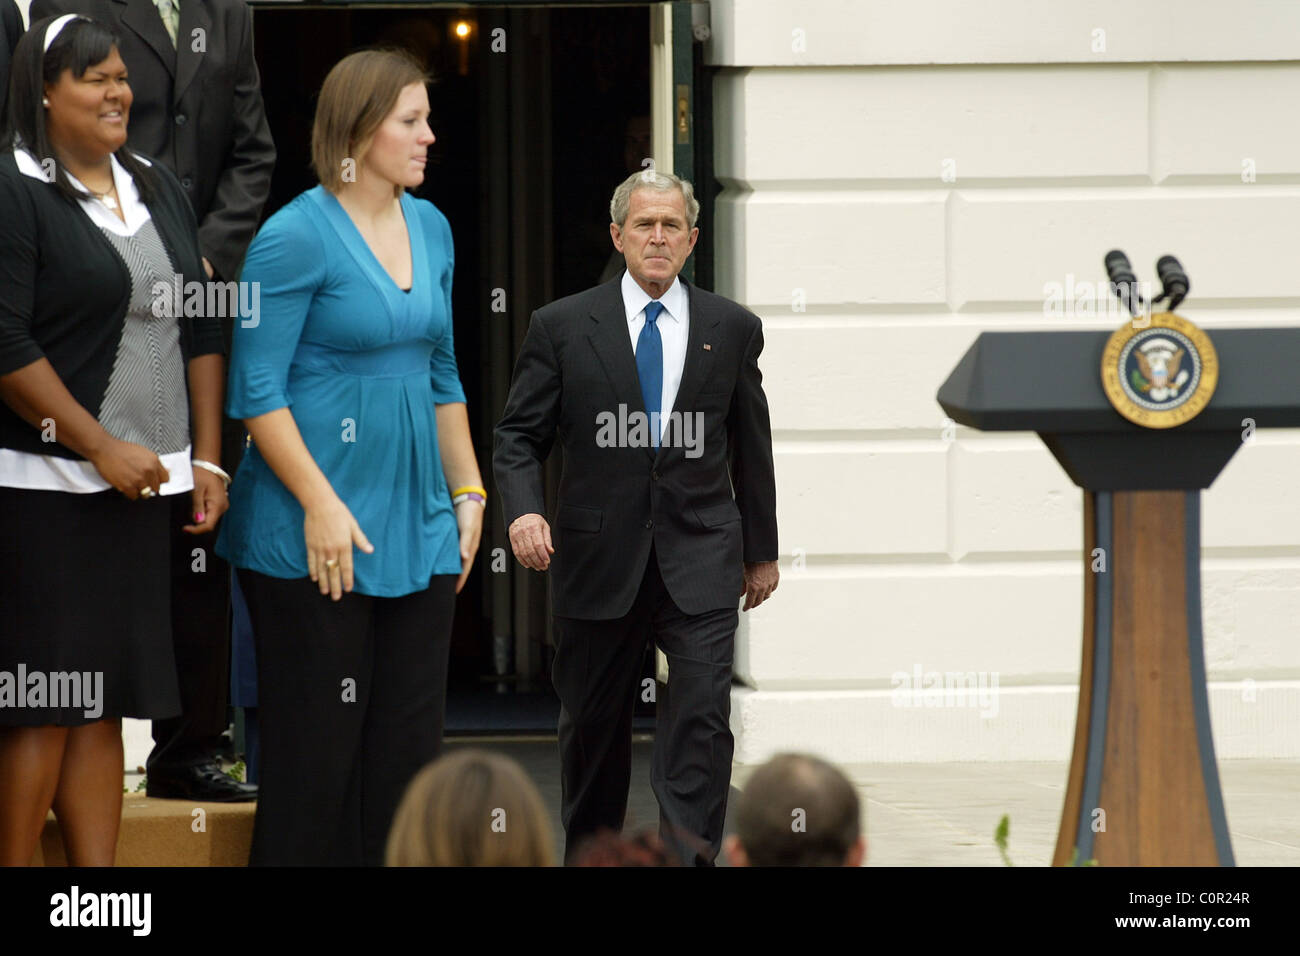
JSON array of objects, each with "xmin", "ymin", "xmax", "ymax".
[{"xmin": 938, "ymin": 325, "xmax": 1300, "ymax": 866}]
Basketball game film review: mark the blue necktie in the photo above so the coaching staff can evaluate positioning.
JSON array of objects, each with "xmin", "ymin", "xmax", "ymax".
[{"xmin": 636, "ymin": 300, "xmax": 665, "ymax": 450}]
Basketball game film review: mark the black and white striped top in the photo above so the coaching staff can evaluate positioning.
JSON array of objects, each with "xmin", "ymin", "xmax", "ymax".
[{"xmin": 95, "ymin": 220, "xmax": 191, "ymax": 456}]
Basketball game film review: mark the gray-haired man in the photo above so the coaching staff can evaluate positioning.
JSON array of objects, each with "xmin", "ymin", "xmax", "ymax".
[{"xmin": 495, "ymin": 170, "xmax": 779, "ymax": 865}]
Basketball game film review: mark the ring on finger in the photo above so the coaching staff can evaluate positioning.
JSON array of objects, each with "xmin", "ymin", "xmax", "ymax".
[{"xmin": 325, "ymin": 558, "xmax": 340, "ymax": 570}]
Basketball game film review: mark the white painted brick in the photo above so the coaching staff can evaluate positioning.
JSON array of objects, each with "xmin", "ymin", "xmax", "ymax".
[
  {"xmin": 950, "ymin": 439, "xmax": 1081, "ymax": 557},
  {"xmin": 729, "ymin": 682, "xmax": 1300, "ymax": 764},
  {"xmin": 775, "ymin": 444, "xmax": 948, "ymax": 557},
  {"xmin": 741, "ymin": 562, "xmax": 1300, "ymax": 687},
  {"xmin": 730, "ymin": 684, "xmax": 1080, "ymax": 764},
  {"xmin": 739, "ymin": 566, "xmax": 1085, "ymax": 686},
  {"xmin": 1204, "ymin": 435, "xmax": 1300, "ymax": 549},
  {"xmin": 702, "ymin": 0, "xmax": 1300, "ymax": 765},
  {"xmin": 123, "ymin": 718, "xmax": 151, "ymax": 774},
  {"xmin": 714, "ymin": 67, "xmax": 1149, "ymax": 185},
  {"xmin": 705, "ymin": 0, "xmax": 1300, "ymax": 67},
  {"xmin": 1202, "ymin": 562, "xmax": 1300, "ymax": 674},
  {"xmin": 714, "ymin": 191, "xmax": 946, "ymax": 307},
  {"xmin": 1151, "ymin": 66, "xmax": 1300, "ymax": 181},
  {"xmin": 948, "ymin": 190, "xmax": 1300, "ymax": 309},
  {"xmin": 762, "ymin": 322, "xmax": 978, "ymax": 432}
]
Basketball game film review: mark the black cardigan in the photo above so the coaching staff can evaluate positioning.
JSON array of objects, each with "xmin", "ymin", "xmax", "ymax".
[{"xmin": 0, "ymin": 149, "xmax": 224, "ymax": 459}]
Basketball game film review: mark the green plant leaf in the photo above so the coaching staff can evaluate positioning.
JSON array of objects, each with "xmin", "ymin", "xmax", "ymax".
[{"xmin": 994, "ymin": 814, "xmax": 1014, "ymax": 866}]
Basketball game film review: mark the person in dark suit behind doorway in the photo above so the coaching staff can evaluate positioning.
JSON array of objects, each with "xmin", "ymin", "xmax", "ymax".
[
  {"xmin": 31, "ymin": 0, "xmax": 275, "ymax": 802},
  {"xmin": 494, "ymin": 169, "xmax": 780, "ymax": 866},
  {"xmin": 0, "ymin": 0, "xmax": 22, "ymax": 121}
]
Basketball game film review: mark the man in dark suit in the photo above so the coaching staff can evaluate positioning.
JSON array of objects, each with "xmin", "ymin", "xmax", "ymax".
[
  {"xmin": 495, "ymin": 170, "xmax": 780, "ymax": 865},
  {"xmin": 0, "ymin": 0, "xmax": 22, "ymax": 122},
  {"xmin": 32, "ymin": 0, "xmax": 274, "ymax": 801}
]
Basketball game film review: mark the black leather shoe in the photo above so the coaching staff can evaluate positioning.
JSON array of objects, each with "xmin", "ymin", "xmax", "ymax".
[{"xmin": 146, "ymin": 761, "xmax": 258, "ymax": 802}]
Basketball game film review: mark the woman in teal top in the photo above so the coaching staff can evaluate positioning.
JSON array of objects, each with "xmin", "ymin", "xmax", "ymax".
[
  {"xmin": 216, "ymin": 174, "xmax": 466, "ymax": 595},
  {"xmin": 216, "ymin": 49, "xmax": 486, "ymax": 866}
]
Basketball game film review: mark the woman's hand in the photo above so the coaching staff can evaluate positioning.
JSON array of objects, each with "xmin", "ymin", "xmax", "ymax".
[
  {"xmin": 304, "ymin": 494, "xmax": 374, "ymax": 601},
  {"xmin": 182, "ymin": 468, "xmax": 228, "ymax": 534},
  {"xmin": 454, "ymin": 500, "xmax": 484, "ymax": 594},
  {"xmin": 90, "ymin": 437, "xmax": 171, "ymax": 499}
]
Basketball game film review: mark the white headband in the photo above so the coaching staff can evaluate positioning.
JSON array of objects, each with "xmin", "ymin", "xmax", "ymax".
[{"xmin": 43, "ymin": 14, "xmax": 80, "ymax": 54}]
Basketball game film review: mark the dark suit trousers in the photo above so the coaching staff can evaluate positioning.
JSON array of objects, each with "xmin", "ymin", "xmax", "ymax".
[
  {"xmin": 149, "ymin": 414, "xmax": 249, "ymax": 771},
  {"xmin": 553, "ymin": 546, "xmax": 738, "ymax": 866},
  {"xmin": 237, "ymin": 569, "xmax": 456, "ymax": 866}
]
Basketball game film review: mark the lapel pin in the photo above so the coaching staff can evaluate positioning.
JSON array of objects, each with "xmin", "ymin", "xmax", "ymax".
[{"xmin": 703, "ymin": 344, "xmax": 712, "ymax": 351}]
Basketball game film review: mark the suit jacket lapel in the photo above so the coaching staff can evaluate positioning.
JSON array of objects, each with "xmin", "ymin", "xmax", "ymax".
[
  {"xmin": 656, "ymin": 278, "xmax": 717, "ymax": 464},
  {"xmin": 587, "ymin": 278, "xmax": 657, "ymax": 462},
  {"xmin": 173, "ymin": 0, "xmax": 212, "ymax": 102},
  {"xmin": 118, "ymin": 0, "xmax": 176, "ymax": 79},
  {"xmin": 669, "ymin": 277, "xmax": 718, "ymax": 424}
]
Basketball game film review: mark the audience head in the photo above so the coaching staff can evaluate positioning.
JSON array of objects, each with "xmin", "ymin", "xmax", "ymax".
[
  {"xmin": 386, "ymin": 748, "xmax": 555, "ymax": 867},
  {"xmin": 726, "ymin": 752, "xmax": 866, "ymax": 867},
  {"xmin": 312, "ymin": 47, "xmax": 434, "ymax": 197},
  {"xmin": 572, "ymin": 828, "xmax": 681, "ymax": 867},
  {"xmin": 6, "ymin": 15, "xmax": 154, "ymax": 202}
]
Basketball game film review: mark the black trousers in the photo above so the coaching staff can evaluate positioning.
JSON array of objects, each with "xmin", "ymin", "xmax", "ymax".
[
  {"xmin": 553, "ymin": 546, "xmax": 738, "ymax": 866},
  {"xmin": 149, "ymin": 417, "xmax": 248, "ymax": 772},
  {"xmin": 237, "ymin": 569, "xmax": 457, "ymax": 866}
]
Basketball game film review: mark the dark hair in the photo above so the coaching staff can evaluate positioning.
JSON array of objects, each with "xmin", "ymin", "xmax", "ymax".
[
  {"xmin": 734, "ymin": 753, "xmax": 861, "ymax": 866},
  {"xmin": 3, "ymin": 15, "xmax": 156, "ymax": 204},
  {"xmin": 571, "ymin": 828, "xmax": 682, "ymax": 867}
]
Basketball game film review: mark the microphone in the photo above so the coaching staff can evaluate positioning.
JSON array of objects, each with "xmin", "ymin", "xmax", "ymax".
[
  {"xmin": 1154, "ymin": 255, "xmax": 1190, "ymax": 312},
  {"xmin": 1104, "ymin": 249, "xmax": 1144, "ymax": 317}
]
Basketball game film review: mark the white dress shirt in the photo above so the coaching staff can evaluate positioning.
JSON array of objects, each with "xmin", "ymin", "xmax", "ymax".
[{"xmin": 621, "ymin": 270, "xmax": 689, "ymax": 445}]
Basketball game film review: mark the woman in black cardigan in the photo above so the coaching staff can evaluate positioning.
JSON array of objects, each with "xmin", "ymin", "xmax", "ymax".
[{"xmin": 0, "ymin": 15, "xmax": 226, "ymax": 865}]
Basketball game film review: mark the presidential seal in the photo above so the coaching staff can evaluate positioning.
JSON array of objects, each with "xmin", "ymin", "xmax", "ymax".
[{"xmin": 1100, "ymin": 312, "xmax": 1218, "ymax": 429}]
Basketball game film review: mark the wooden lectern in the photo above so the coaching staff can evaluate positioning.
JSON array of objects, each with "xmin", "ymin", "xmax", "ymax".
[{"xmin": 938, "ymin": 323, "xmax": 1300, "ymax": 866}]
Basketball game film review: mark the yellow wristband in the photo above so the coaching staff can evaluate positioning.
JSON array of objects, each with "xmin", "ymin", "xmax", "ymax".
[{"xmin": 451, "ymin": 485, "xmax": 487, "ymax": 499}]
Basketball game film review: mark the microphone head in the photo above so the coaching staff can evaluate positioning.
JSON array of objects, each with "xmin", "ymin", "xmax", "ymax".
[
  {"xmin": 1104, "ymin": 249, "xmax": 1134, "ymax": 280},
  {"xmin": 1104, "ymin": 249, "xmax": 1142, "ymax": 316},
  {"xmin": 1156, "ymin": 254, "xmax": 1189, "ymax": 310}
]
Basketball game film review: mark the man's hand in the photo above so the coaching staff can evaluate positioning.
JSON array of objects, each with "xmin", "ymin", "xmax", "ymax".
[
  {"xmin": 509, "ymin": 513, "xmax": 554, "ymax": 571},
  {"xmin": 741, "ymin": 560, "xmax": 779, "ymax": 611}
]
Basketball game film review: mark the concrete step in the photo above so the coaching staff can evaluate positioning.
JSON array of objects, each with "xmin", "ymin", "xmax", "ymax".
[{"xmin": 33, "ymin": 796, "xmax": 255, "ymax": 866}]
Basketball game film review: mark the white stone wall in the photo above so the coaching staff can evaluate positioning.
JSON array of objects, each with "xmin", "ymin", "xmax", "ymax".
[{"xmin": 708, "ymin": 0, "xmax": 1300, "ymax": 763}]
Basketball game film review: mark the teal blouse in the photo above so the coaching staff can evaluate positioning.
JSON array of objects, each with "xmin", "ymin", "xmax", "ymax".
[{"xmin": 216, "ymin": 186, "xmax": 467, "ymax": 597}]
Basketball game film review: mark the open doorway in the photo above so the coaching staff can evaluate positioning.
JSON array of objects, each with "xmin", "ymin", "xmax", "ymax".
[{"xmin": 249, "ymin": 3, "xmax": 658, "ymax": 732}]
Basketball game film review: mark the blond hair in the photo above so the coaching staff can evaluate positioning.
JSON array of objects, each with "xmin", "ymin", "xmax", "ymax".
[
  {"xmin": 386, "ymin": 749, "xmax": 556, "ymax": 867},
  {"xmin": 311, "ymin": 48, "xmax": 429, "ymax": 195}
]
